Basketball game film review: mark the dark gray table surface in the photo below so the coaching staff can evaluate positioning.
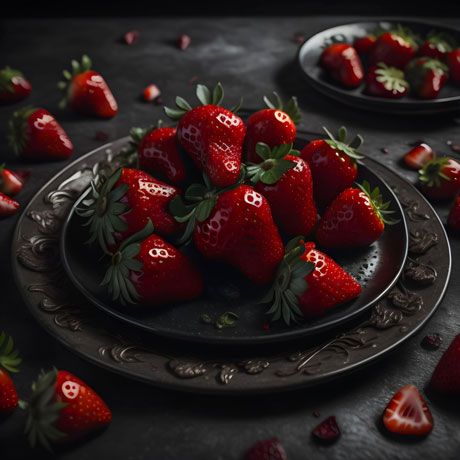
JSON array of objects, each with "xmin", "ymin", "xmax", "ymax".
[{"xmin": 1, "ymin": 15, "xmax": 460, "ymax": 460}]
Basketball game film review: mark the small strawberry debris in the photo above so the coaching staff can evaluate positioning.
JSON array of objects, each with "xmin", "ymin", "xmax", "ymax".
[
  {"xmin": 188, "ymin": 75, "xmax": 198, "ymax": 85},
  {"xmin": 381, "ymin": 148, "xmax": 388, "ymax": 154},
  {"xmin": 313, "ymin": 410, "xmax": 321, "ymax": 417},
  {"xmin": 123, "ymin": 30, "xmax": 138, "ymax": 45},
  {"xmin": 244, "ymin": 437, "xmax": 288, "ymax": 460},
  {"xmin": 421, "ymin": 333, "xmax": 442, "ymax": 350},
  {"xmin": 177, "ymin": 34, "xmax": 191, "ymax": 50},
  {"xmin": 383, "ymin": 384, "xmax": 434, "ymax": 435},
  {"xmin": 430, "ymin": 334, "xmax": 460, "ymax": 393},
  {"xmin": 312, "ymin": 416, "xmax": 340, "ymax": 441},
  {"xmin": 0, "ymin": 192, "xmax": 20, "ymax": 216},
  {"xmin": 0, "ymin": 164, "xmax": 24, "ymax": 196},
  {"xmin": 403, "ymin": 143, "xmax": 435, "ymax": 170},
  {"xmin": 0, "ymin": 66, "xmax": 32, "ymax": 104},
  {"xmin": 95, "ymin": 130, "xmax": 109, "ymax": 142},
  {"xmin": 293, "ymin": 33, "xmax": 305, "ymax": 44},
  {"xmin": 0, "ymin": 331, "xmax": 21, "ymax": 413},
  {"xmin": 447, "ymin": 194, "xmax": 460, "ymax": 230},
  {"xmin": 143, "ymin": 84, "xmax": 161, "ymax": 102}
]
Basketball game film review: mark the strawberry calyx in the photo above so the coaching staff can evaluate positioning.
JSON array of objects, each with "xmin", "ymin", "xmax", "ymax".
[
  {"xmin": 119, "ymin": 120, "xmax": 166, "ymax": 158},
  {"xmin": 263, "ymin": 91, "xmax": 301, "ymax": 125},
  {"xmin": 164, "ymin": 82, "xmax": 243, "ymax": 121},
  {"xmin": 385, "ymin": 23, "xmax": 420, "ymax": 50},
  {"xmin": 0, "ymin": 66, "xmax": 24, "ymax": 93},
  {"xmin": 323, "ymin": 125, "xmax": 365, "ymax": 161},
  {"xmin": 425, "ymin": 30, "xmax": 456, "ymax": 53},
  {"xmin": 373, "ymin": 62, "xmax": 409, "ymax": 92},
  {"xmin": 355, "ymin": 180, "xmax": 399, "ymax": 225},
  {"xmin": 7, "ymin": 105, "xmax": 38, "ymax": 155},
  {"xmin": 0, "ymin": 331, "xmax": 21, "ymax": 374},
  {"xmin": 261, "ymin": 236, "xmax": 315, "ymax": 326},
  {"xmin": 100, "ymin": 219, "xmax": 153, "ymax": 305},
  {"xmin": 406, "ymin": 57, "xmax": 449, "ymax": 90},
  {"xmin": 169, "ymin": 167, "xmax": 246, "ymax": 245},
  {"xmin": 58, "ymin": 55, "xmax": 92, "ymax": 108},
  {"xmin": 75, "ymin": 168, "xmax": 130, "ymax": 253},
  {"xmin": 418, "ymin": 157, "xmax": 452, "ymax": 188},
  {"xmin": 246, "ymin": 142, "xmax": 299, "ymax": 185},
  {"xmin": 22, "ymin": 368, "xmax": 68, "ymax": 451}
]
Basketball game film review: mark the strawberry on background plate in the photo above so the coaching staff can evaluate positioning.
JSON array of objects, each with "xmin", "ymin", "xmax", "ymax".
[
  {"xmin": 353, "ymin": 34, "xmax": 376, "ymax": 54},
  {"xmin": 244, "ymin": 91, "xmax": 301, "ymax": 164},
  {"xmin": 0, "ymin": 331, "xmax": 21, "ymax": 413},
  {"xmin": 0, "ymin": 192, "xmax": 20, "ymax": 216},
  {"xmin": 418, "ymin": 157, "xmax": 460, "ymax": 200},
  {"xmin": 300, "ymin": 126, "xmax": 364, "ymax": 207},
  {"xmin": 315, "ymin": 180, "xmax": 399, "ymax": 248},
  {"xmin": 8, "ymin": 106, "xmax": 73, "ymax": 161},
  {"xmin": 446, "ymin": 48, "xmax": 460, "ymax": 84},
  {"xmin": 365, "ymin": 62, "xmax": 409, "ymax": 99},
  {"xmin": 23, "ymin": 368, "xmax": 111, "ymax": 450},
  {"xmin": 244, "ymin": 437, "xmax": 287, "ymax": 460},
  {"xmin": 418, "ymin": 31, "xmax": 455, "ymax": 60},
  {"xmin": 319, "ymin": 43, "xmax": 364, "ymax": 88},
  {"xmin": 0, "ymin": 66, "xmax": 32, "ymax": 103},
  {"xmin": 247, "ymin": 142, "xmax": 317, "ymax": 238},
  {"xmin": 403, "ymin": 143, "xmax": 435, "ymax": 170},
  {"xmin": 447, "ymin": 194, "xmax": 460, "ymax": 230},
  {"xmin": 101, "ymin": 220, "xmax": 203, "ymax": 305},
  {"xmin": 430, "ymin": 334, "xmax": 460, "ymax": 393},
  {"xmin": 262, "ymin": 237, "xmax": 361, "ymax": 324},
  {"xmin": 383, "ymin": 384, "xmax": 433, "ymax": 436},
  {"xmin": 58, "ymin": 55, "xmax": 118, "ymax": 118},
  {"xmin": 406, "ymin": 57, "xmax": 448, "ymax": 99},
  {"xmin": 0, "ymin": 164, "xmax": 24, "ymax": 196},
  {"xmin": 165, "ymin": 82, "xmax": 245, "ymax": 187}
]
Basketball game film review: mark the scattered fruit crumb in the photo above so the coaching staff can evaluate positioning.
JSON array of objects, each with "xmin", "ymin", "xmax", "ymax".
[
  {"xmin": 143, "ymin": 84, "xmax": 161, "ymax": 102},
  {"xmin": 421, "ymin": 333, "xmax": 442, "ymax": 350},
  {"xmin": 177, "ymin": 34, "xmax": 191, "ymax": 50},
  {"xmin": 123, "ymin": 30, "xmax": 139, "ymax": 45},
  {"xmin": 293, "ymin": 33, "xmax": 305, "ymax": 44},
  {"xmin": 380, "ymin": 147, "xmax": 388, "ymax": 153},
  {"xmin": 244, "ymin": 437, "xmax": 287, "ymax": 460},
  {"xmin": 312, "ymin": 415, "xmax": 340, "ymax": 441},
  {"xmin": 313, "ymin": 410, "xmax": 320, "ymax": 417},
  {"xmin": 95, "ymin": 131, "xmax": 109, "ymax": 142},
  {"xmin": 188, "ymin": 76, "xmax": 198, "ymax": 85}
]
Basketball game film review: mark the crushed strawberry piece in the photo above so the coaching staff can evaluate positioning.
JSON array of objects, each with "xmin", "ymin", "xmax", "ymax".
[
  {"xmin": 124, "ymin": 30, "xmax": 139, "ymax": 45},
  {"xmin": 95, "ymin": 131, "xmax": 109, "ymax": 142},
  {"xmin": 177, "ymin": 34, "xmax": 191, "ymax": 50},
  {"xmin": 421, "ymin": 333, "xmax": 442, "ymax": 350},
  {"xmin": 312, "ymin": 416, "xmax": 340, "ymax": 441}
]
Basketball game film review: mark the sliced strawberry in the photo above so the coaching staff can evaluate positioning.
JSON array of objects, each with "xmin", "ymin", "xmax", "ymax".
[
  {"xmin": 143, "ymin": 84, "xmax": 161, "ymax": 102},
  {"xmin": 0, "ymin": 66, "xmax": 32, "ymax": 104},
  {"xmin": 312, "ymin": 416, "xmax": 341, "ymax": 441},
  {"xmin": 245, "ymin": 437, "xmax": 287, "ymax": 460},
  {"xmin": 447, "ymin": 194, "xmax": 460, "ymax": 230},
  {"xmin": 430, "ymin": 334, "xmax": 460, "ymax": 393},
  {"xmin": 0, "ymin": 331, "xmax": 21, "ymax": 413},
  {"xmin": 0, "ymin": 165, "xmax": 23, "ymax": 196},
  {"xmin": 403, "ymin": 143, "xmax": 435, "ymax": 169},
  {"xmin": 0, "ymin": 192, "xmax": 19, "ymax": 216},
  {"xmin": 383, "ymin": 384, "xmax": 433, "ymax": 435},
  {"xmin": 418, "ymin": 157, "xmax": 460, "ymax": 200}
]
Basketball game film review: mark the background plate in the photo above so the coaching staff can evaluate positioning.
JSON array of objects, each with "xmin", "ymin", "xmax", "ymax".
[
  {"xmin": 60, "ymin": 137, "xmax": 408, "ymax": 345},
  {"xmin": 298, "ymin": 20, "xmax": 460, "ymax": 114}
]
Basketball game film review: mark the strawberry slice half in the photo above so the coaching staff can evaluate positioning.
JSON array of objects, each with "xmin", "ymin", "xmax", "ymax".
[
  {"xmin": 383, "ymin": 384, "xmax": 434, "ymax": 436},
  {"xmin": 0, "ymin": 192, "xmax": 19, "ymax": 216},
  {"xmin": 403, "ymin": 143, "xmax": 435, "ymax": 170}
]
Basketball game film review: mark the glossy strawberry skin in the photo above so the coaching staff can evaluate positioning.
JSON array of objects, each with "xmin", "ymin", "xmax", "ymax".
[
  {"xmin": 420, "ymin": 158, "xmax": 460, "ymax": 200},
  {"xmin": 419, "ymin": 69, "xmax": 447, "ymax": 99},
  {"xmin": 0, "ymin": 76, "xmax": 32, "ymax": 103},
  {"xmin": 138, "ymin": 127, "xmax": 186, "ymax": 184},
  {"xmin": 131, "ymin": 234, "xmax": 203, "ymax": 305},
  {"xmin": 320, "ymin": 43, "xmax": 364, "ymax": 87},
  {"xmin": 300, "ymin": 139, "xmax": 358, "ymax": 206},
  {"xmin": 244, "ymin": 109, "xmax": 296, "ymax": 164},
  {"xmin": 0, "ymin": 369, "xmax": 18, "ymax": 413},
  {"xmin": 255, "ymin": 155, "xmax": 317, "ymax": 237},
  {"xmin": 0, "ymin": 169, "xmax": 23, "ymax": 196},
  {"xmin": 297, "ymin": 241, "xmax": 361, "ymax": 317},
  {"xmin": 0, "ymin": 192, "xmax": 20, "ymax": 216},
  {"xmin": 114, "ymin": 168, "xmax": 182, "ymax": 243},
  {"xmin": 194, "ymin": 185, "xmax": 284, "ymax": 284},
  {"xmin": 316, "ymin": 187, "xmax": 384, "ymax": 248},
  {"xmin": 447, "ymin": 49, "xmax": 460, "ymax": 83},
  {"xmin": 176, "ymin": 105, "xmax": 245, "ymax": 186},
  {"xmin": 369, "ymin": 32, "xmax": 416, "ymax": 69},
  {"xmin": 68, "ymin": 70, "xmax": 118, "ymax": 118},
  {"xmin": 447, "ymin": 195, "xmax": 460, "ymax": 230},
  {"xmin": 53, "ymin": 370, "xmax": 111, "ymax": 442},
  {"xmin": 365, "ymin": 65, "xmax": 408, "ymax": 99},
  {"xmin": 353, "ymin": 35, "xmax": 376, "ymax": 54},
  {"xmin": 383, "ymin": 384, "xmax": 433, "ymax": 436},
  {"xmin": 403, "ymin": 144, "xmax": 435, "ymax": 170},
  {"xmin": 430, "ymin": 334, "xmax": 460, "ymax": 392}
]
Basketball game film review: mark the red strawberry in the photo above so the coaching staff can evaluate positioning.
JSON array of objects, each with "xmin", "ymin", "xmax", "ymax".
[
  {"xmin": 171, "ymin": 181, "xmax": 284, "ymax": 284},
  {"xmin": 0, "ymin": 192, "xmax": 20, "ymax": 216},
  {"xmin": 0, "ymin": 331, "xmax": 21, "ymax": 413},
  {"xmin": 353, "ymin": 35, "xmax": 376, "ymax": 54},
  {"xmin": 8, "ymin": 106, "xmax": 73, "ymax": 160},
  {"xmin": 300, "ymin": 126, "xmax": 364, "ymax": 206},
  {"xmin": 446, "ymin": 48, "xmax": 460, "ymax": 84},
  {"xmin": 262, "ymin": 238, "xmax": 361, "ymax": 324},
  {"xmin": 406, "ymin": 57, "xmax": 448, "ymax": 99},
  {"xmin": 0, "ymin": 66, "xmax": 32, "ymax": 103},
  {"xmin": 101, "ymin": 220, "xmax": 203, "ymax": 305},
  {"xmin": 244, "ymin": 91, "xmax": 301, "ymax": 164},
  {"xmin": 143, "ymin": 83, "xmax": 161, "ymax": 102},
  {"xmin": 0, "ymin": 165, "xmax": 24, "ymax": 196},
  {"xmin": 245, "ymin": 437, "xmax": 287, "ymax": 460},
  {"xmin": 23, "ymin": 368, "xmax": 111, "ymax": 450},
  {"xmin": 315, "ymin": 181, "xmax": 399, "ymax": 248},
  {"xmin": 418, "ymin": 32, "xmax": 454, "ymax": 60},
  {"xmin": 365, "ymin": 63, "xmax": 409, "ymax": 99},
  {"xmin": 77, "ymin": 168, "xmax": 182, "ymax": 252},
  {"xmin": 447, "ymin": 194, "xmax": 460, "ymax": 230},
  {"xmin": 430, "ymin": 334, "xmax": 460, "ymax": 392},
  {"xmin": 319, "ymin": 43, "xmax": 364, "ymax": 87},
  {"xmin": 383, "ymin": 384, "xmax": 433, "ymax": 435},
  {"xmin": 59, "ymin": 55, "xmax": 118, "ymax": 118},
  {"xmin": 418, "ymin": 157, "xmax": 460, "ymax": 200},
  {"xmin": 403, "ymin": 143, "xmax": 435, "ymax": 169},
  {"xmin": 165, "ymin": 82, "xmax": 245, "ymax": 187},
  {"xmin": 369, "ymin": 27, "xmax": 418, "ymax": 69},
  {"xmin": 247, "ymin": 142, "xmax": 317, "ymax": 237}
]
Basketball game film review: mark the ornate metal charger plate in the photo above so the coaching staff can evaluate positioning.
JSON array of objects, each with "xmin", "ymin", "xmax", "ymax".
[
  {"xmin": 12, "ymin": 137, "xmax": 451, "ymax": 394},
  {"xmin": 298, "ymin": 20, "xmax": 460, "ymax": 115},
  {"xmin": 59, "ymin": 148, "xmax": 408, "ymax": 345}
]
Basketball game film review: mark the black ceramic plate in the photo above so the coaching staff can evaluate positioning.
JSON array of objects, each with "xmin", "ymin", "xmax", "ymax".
[
  {"xmin": 298, "ymin": 20, "xmax": 460, "ymax": 114},
  {"xmin": 59, "ymin": 139, "xmax": 408, "ymax": 345}
]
